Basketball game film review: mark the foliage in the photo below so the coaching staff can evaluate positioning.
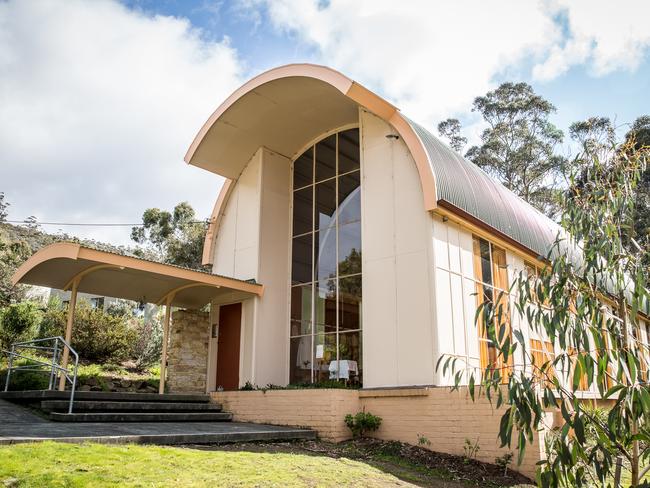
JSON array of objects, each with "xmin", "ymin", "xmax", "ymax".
[
  {"xmin": 0, "ymin": 192, "xmax": 8, "ymax": 223},
  {"xmin": 344, "ymin": 410, "xmax": 382, "ymax": 438},
  {"xmin": 495, "ymin": 452, "xmax": 514, "ymax": 476},
  {"xmin": 439, "ymin": 139, "xmax": 650, "ymax": 486},
  {"xmin": 0, "ymin": 232, "xmax": 32, "ymax": 306},
  {"xmin": 0, "ymin": 301, "xmax": 41, "ymax": 349},
  {"xmin": 417, "ymin": 434, "xmax": 432, "ymax": 447},
  {"xmin": 130, "ymin": 312, "xmax": 163, "ymax": 370},
  {"xmin": 38, "ymin": 301, "xmax": 137, "ymax": 363},
  {"xmin": 463, "ymin": 437, "xmax": 481, "ymax": 461},
  {"xmin": 463, "ymin": 82, "xmax": 565, "ymax": 217},
  {"xmin": 131, "ymin": 201, "xmax": 208, "ymax": 270},
  {"xmin": 437, "ymin": 118, "xmax": 467, "ymax": 153}
]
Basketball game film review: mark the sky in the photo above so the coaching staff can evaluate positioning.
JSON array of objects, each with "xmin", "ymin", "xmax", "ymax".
[{"xmin": 1, "ymin": 0, "xmax": 650, "ymax": 245}]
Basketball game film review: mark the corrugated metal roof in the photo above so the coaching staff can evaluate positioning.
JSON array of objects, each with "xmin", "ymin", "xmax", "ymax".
[{"xmin": 406, "ymin": 118, "xmax": 561, "ymax": 258}]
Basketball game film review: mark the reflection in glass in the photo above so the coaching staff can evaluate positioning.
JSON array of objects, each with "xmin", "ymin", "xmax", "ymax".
[
  {"xmin": 293, "ymin": 147, "xmax": 313, "ymax": 189},
  {"xmin": 290, "ymin": 285, "xmax": 312, "ymax": 336},
  {"xmin": 337, "ymin": 331, "xmax": 362, "ymax": 383},
  {"xmin": 338, "ymin": 171, "xmax": 360, "ymax": 226},
  {"xmin": 291, "ymin": 234, "xmax": 312, "ymax": 285},
  {"xmin": 314, "ymin": 279, "xmax": 336, "ymax": 334},
  {"xmin": 315, "ymin": 178, "xmax": 336, "ymax": 231},
  {"xmin": 315, "ymin": 134, "xmax": 336, "ymax": 182},
  {"xmin": 289, "ymin": 129, "xmax": 363, "ymax": 385},
  {"xmin": 315, "ymin": 229, "xmax": 337, "ymax": 281},
  {"xmin": 313, "ymin": 333, "xmax": 337, "ymax": 382},
  {"xmin": 338, "ymin": 275, "xmax": 362, "ymax": 331},
  {"xmin": 290, "ymin": 336, "xmax": 312, "ymax": 384},
  {"xmin": 338, "ymin": 129, "xmax": 360, "ymax": 174},
  {"xmin": 338, "ymin": 222, "xmax": 362, "ymax": 276},
  {"xmin": 292, "ymin": 186, "xmax": 313, "ymax": 236}
]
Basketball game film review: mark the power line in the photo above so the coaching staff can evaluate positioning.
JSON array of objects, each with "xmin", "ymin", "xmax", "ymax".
[{"xmin": 3, "ymin": 220, "xmax": 209, "ymax": 227}]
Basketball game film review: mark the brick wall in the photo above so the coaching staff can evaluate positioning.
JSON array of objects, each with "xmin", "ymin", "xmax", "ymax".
[
  {"xmin": 210, "ymin": 386, "xmax": 548, "ymax": 478},
  {"xmin": 167, "ymin": 309, "xmax": 210, "ymax": 393},
  {"xmin": 211, "ymin": 389, "xmax": 360, "ymax": 442}
]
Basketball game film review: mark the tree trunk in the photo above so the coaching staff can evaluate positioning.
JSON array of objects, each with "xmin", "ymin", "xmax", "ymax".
[{"xmin": 619, "ymin": 294, "xmax": 639, "ymax": 486}]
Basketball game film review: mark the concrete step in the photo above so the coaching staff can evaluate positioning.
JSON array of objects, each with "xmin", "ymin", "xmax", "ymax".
[
  {"xmin": 40, "ymin": 401, "xmax": 223, "ymax": 413},
  {"xmin": 0, "ymin": 390, "xmax": 210, "ymax": 403},
  {"xmin": 49, "ymin": 411, "xmax": 233, "ymax": 422}
]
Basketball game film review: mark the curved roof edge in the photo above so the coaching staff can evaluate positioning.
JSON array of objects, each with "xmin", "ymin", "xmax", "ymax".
[{"xmin": 188, "ymin": 63, "xmax": 561, "ymax": 265}]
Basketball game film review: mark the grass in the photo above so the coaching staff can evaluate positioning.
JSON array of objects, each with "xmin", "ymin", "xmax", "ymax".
[{"xmin": 0, "ymin": 442, "xmax": 414, "ymax": 487}]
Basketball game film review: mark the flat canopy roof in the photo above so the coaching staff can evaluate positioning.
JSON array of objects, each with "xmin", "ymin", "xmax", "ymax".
[{"xmin": 12, "ymin": 242, "xmax": 263, "ymax": 309}]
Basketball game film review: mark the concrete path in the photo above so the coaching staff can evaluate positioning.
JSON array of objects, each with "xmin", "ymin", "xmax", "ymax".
[{"xmin": 0, "ymin": 399, "xmax": 315, "ymax": 445}]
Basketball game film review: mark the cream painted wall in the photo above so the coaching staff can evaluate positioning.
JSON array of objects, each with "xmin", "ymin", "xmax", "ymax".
[
  {"xmin": 360, "ymin": 109, "xmax": 436, "ymax": 388},
  {"xmin": 213, "ymin": 149, "xmax": 262, "ymax": 281},
  {"xmin": 209, "ymin": 147, "xmax": 291, "ymax": 388}
]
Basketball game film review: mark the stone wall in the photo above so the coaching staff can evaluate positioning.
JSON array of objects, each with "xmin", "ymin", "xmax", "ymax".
[
  {"xmin": 167, "ymin": 309, "xmax": 210, "ymax": 393},
  {"xmin": 211, "ymin": 386, "xmax": 549, "ymax": 478}
]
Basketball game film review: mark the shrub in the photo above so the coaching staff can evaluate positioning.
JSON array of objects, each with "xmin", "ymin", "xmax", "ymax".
[
  {"xmin": 0, "ymin": 301, "xmax": 41, "ymax": 349},
  {"xmin": 344, "ymin": 409, "xmax": 382, "ymax": 438},
  {"xmin": 130, "ymin": 314, "xmax": 163, "ymax": 370},
  {"xmin": 37, "ymin": 302, "xmax": 136, "ymax": 363}
]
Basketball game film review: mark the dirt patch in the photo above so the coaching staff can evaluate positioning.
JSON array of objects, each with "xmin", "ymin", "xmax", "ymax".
[{"xmin": 190, "ymin": 438, "xmax": 534, "ymax": 488}]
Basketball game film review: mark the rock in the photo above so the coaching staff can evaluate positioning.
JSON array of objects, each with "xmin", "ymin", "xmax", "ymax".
[
  {"xmin": 78, "ymin": 385, "xmax": 92, "ymax": 392},
  {"xmin": 120, "ymin": 379, "xmax": 132, "ymax": 388},
  {"xmin": 90, "ymin": 385, "xmax": 102, "ymax": 392},
  {"xmin": 3, "ymin": 477, "xmax": 19, "ymax": 487},
  {"xmin": 86, "ymin": 376, "xmax": 98, "ymax": 386},
  {"xmin": 144, "ymin": 385, "xmax": 157, "ymax": 393}
]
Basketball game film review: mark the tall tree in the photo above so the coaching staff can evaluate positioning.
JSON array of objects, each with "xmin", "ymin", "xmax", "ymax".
[
  {"xmin": 437, "ymin": 118, "xmax": 467, "ymax": 153},
  {"xmin": 569, "ymin": 116, "xmax": 616, "ymax": 160},
  {"xmin": 465, "ymin": 82, "xmax": 565, "ymax": 217},
  {"xmin": 131, "ymin": 202, "xmax": 208, "ymax": 270},
  {"xmin": 0, "ymin": 192, "xmax": 8, "ymax": 223},
  {"xmin": 625, "ymin": 116, "xmax": 650, "ymax": 259}
]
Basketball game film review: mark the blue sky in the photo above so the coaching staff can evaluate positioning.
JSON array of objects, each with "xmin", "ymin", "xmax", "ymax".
[{"xmin": 1, "ymin": 0, "xmax": 649, "ymax": 245}]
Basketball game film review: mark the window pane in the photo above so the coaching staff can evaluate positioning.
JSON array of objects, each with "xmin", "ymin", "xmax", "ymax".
[
  {"xmin": 315, "ymin": 178, "xmax": 336, "ymax": 231},
  {"xmin": 315, "ymin": 134, "xmax": 336, "ymax": 182},
  {"xmin": 313, "ymin": 332, "xmax": 337, "ymax": 383},
  {"xmin": 293, "ymin": 147, "xmax": 313, "ymax": 189},
  {"xmin": 290, "ymin": 336, "xmax": 312, "ymax": 384},
  {"xmin": 292, "ymin": 186, "xmax": 312, "ymax": 236},
  {"xmin": 314, "ymin": 279, "xmax": 336, "ymax": 334},
  {"xmin": 338, "ymin": 222, "xmax": 362, "ymax": 276},
  {"xmin": 338, "ymin": 129, "xmax": 360, "ymax": 174},
  {"xmin": 339, "ymin": 275, "xmax": 362, "ymax": 331},
  {"xmin": 291, "ymin": 234, "xmax": 312, "ymax": 285},
  {"xmin": 315, "ymin": 229, "xmax": 337, "ymax": 281},
  {"xmin": 338, "ymin": 171, "xmax": 360, "ymax": 226},
  {"xmin": 290, "ymin": 285, "xmax": 312, "ymax": 336},
  {"xmin": 338, "ymin": 331, "xmax": 362, "ymax": 384}
]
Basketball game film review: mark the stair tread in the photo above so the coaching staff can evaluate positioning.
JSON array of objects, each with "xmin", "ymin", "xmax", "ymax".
[
  {"xmin": 40, "ymin": 400, "xmax": 222, "ymax": 412},
  {"xmin": 49, "ymin": 411, "xmax": 233, "ymax": 422},
  {"xmin": 0, "ymin": 390, "xmax": 210, "ymax": 403}
]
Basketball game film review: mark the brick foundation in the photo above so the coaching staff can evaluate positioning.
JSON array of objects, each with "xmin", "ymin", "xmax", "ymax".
[{"xmin": 211, "ymin": 386, "xmax": 548, "ymax": 478}]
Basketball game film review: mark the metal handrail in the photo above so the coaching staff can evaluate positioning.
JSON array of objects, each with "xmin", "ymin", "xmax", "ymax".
[{"xmin": 2, "ymin": 336, "xmax": 79, "ymax": 414}]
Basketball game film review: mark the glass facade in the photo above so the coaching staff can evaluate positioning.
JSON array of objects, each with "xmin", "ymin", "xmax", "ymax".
[{"xmin": 289, "ymin": 128, "xmax": 362, "ymax": 385}]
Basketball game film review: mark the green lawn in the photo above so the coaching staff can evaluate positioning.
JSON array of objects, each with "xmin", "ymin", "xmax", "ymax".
[{"xmin": 0, "ymin": 442, "xmax": 414, "ymax": 487}]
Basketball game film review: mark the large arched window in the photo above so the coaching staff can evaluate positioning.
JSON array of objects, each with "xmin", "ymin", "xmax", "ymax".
[{"xmin": 289, "ymin": 128, "xmax": 362, "ymax": 385}]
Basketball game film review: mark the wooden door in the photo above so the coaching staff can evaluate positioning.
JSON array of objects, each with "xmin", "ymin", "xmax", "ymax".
[{"xmin": 216, "ymin": 302, "xmax": 242, "ymax": 390}]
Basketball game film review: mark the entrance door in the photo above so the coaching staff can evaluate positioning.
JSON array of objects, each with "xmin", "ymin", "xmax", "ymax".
[{"xmin": 216, "ymin": 302, "xmax": 242, "ymax": 390}]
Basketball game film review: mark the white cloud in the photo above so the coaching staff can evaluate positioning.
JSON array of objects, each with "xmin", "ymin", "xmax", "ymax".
[
  {"xmin": 533, "ymin": 0, "xmax": 650, "ymax": 80},
  {"xmin": 255, "ymin": 0, "xmax": 560, "ymax": 126},
  {"xmin": 0, "ymin": 0, "xmax": 243, "ymax": 244}
]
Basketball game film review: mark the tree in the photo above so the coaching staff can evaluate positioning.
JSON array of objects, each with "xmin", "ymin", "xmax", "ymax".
[
  {"xmin": 438, "ymin": 118, "xmax": 467, "ymax": 153},
  {"xmin": 440, "ymin": 140, "xmax": 649, "ymax": 486},
  {"xmin": 465, "ymin": 82, "xmax": 566, "ymax": 217},
  {"xmin": 131, "ymin": 202, "xmax": 208, "ymax": 270},
  {"xmin": 0, "ymin": 192, "xmax": 8, "ymax": 223},
  {"xmin": 625, "ymin": 116, "xmax": 650, "ymax": 265},
  {"xmin": 569, "ymin": 116, "xmax": 616, "ymax": 163},
  {"xmin": 0, "ymin": 236, "xmax": 31, "ymax": 307}
]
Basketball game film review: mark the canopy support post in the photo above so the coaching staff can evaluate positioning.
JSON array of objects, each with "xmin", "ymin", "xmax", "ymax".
[
  {"xmin": 159, "ymin": 295, "xmax": 174, "ymax": 394},
  {"xmin": 58, "ymin": 277, "xmax": 79, "ymax": 391}
]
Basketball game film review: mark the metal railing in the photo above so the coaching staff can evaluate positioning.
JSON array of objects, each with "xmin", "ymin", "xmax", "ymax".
[{"xmin": 3, "ymin": 336, "xmax": 78, "ymax": 414}]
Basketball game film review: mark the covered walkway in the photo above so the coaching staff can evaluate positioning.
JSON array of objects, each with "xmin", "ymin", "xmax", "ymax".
[{"xmin": 11, "ymin": 242, "xmax": 264, "ymax": 393}]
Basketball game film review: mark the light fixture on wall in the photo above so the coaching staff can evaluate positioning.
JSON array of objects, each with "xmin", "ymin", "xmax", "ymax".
[{"xmin": 385, "ymin": 134, "xmax": 399, "ymax": 140}]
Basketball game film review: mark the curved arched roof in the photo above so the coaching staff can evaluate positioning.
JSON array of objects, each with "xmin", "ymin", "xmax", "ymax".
[{"xmin": 186, "ymin": 63, "xmax": 560, "ymax": 261}]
